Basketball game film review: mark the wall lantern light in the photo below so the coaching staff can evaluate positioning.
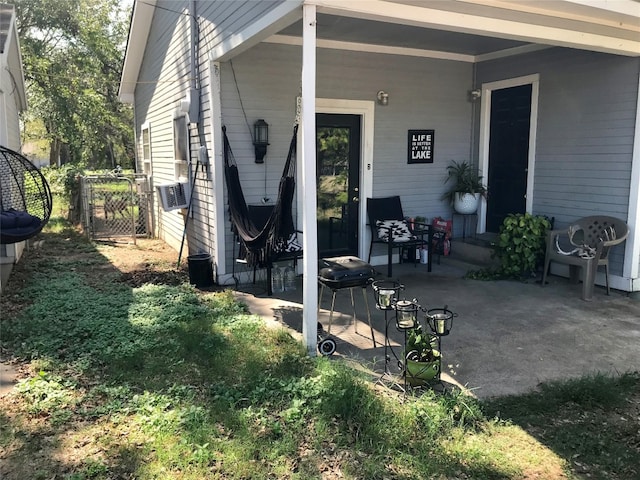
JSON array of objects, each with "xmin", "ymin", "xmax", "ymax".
[
  {"xmin": 253, "ymin": 119, "xmax": 269, "ymax": 163},
  {"xmin": 377, "ymin": 90, "xmax": 389, "ymax": 106}
]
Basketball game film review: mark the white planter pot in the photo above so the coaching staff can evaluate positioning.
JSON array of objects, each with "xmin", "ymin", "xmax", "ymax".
[{"xmin": 453, "ymin": 193, "xmax": 480, "ymax": 214}]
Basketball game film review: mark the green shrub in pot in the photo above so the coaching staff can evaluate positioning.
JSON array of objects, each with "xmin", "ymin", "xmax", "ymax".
[
  {"xmin": 441, "ymin": 160, "xmax": 487, "ymax": 205},
  {"xmin": 405, "ymin": 324, "xmax": 440, "ymax": 386}
]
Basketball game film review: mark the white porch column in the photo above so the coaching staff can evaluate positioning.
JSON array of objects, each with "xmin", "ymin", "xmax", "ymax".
[
  {"xmin": 301, "ymin": 4, "xmax": 318, "ymax": 354},
  {"xmin": 624, "ymin": 73, "xmax": 640, "ymax": 290},
  {"xmin": 209, "ymin": 61, "xmax": 226, "ymax": 281}
]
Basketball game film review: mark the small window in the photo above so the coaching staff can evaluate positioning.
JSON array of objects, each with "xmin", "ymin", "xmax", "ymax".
[
  {"xmin": 173, "ymin": 115, "xmax": 189, "ymax": 179},
  {"xmin": 141, "ymin": 122, "xmax": 152, "ymax": 175}
]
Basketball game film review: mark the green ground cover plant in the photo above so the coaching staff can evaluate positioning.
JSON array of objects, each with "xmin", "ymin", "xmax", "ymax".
[
  {"xmin": 1, "ymin": 215, "xmax": 638, "ymax": 479},
  {"xmin": 466, "ymin": 213, "xmax": 551, "ymax": 281}
]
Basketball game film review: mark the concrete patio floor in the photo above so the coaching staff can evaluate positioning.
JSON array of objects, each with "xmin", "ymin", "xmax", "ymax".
[{"xmin": 234, "ymin": 256, "xmax": 640, "ymax": 399}]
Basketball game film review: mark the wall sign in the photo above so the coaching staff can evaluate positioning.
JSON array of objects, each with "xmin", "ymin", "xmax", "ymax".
[{"xmin": 408, "ymin": 129, "xmax": 434, "ymax": 164}]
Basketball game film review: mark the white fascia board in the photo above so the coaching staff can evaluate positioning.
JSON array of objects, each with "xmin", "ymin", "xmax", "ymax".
[
  {"xmin": 266, "ymin": 34, "xmax": 476, "ymax": 62},
  {"xmin": 562, "ymin": 0, "xmax": 640, "ymax": 20},
  {"xmin": 209, "ymin": 1, "xmax": 303, "ymax": 62},
  {"xmin": 119, "ymin": 0, "xmax": 157, "ymax": 103},
  {"xmin": 457, "ymin": 0, "xmax": 640, "ymax": 32},
  {"xmin": 310, "ymin": 0, "xmax": 640, "ymax": 56},
  {"xmin": 1, "ymin": 8, "xmax": 27, "ymax": 111}
]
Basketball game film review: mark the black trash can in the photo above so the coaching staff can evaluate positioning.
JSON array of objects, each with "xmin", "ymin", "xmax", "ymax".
[{"xmin": 187, "ymin": 253, "xmax": 214, "ymax": 288}]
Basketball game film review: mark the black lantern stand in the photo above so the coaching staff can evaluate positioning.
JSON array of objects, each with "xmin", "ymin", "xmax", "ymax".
[
  {"xmin": 253, "ymin": 119, "xmax": 269, "ymax": 163},
  {"xmin": 372, "ymin": 280, "xmax": 403, "ymax": 379},
  {"xmin": 373, "ymin": 280, "xmax": 422, "ymax": 392},
  {"xmin": 372, "ymin": 278, "xmax": 458, "ymax": 394}
]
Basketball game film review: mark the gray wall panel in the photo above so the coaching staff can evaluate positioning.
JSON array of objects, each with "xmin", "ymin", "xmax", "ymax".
[
  {"xmin": 477, "ymin": 48, "xmax": 640, "ymax": 276},
  {"xmin": 220, "ymin": 43, "xmax": 473, "ymax": 272}
]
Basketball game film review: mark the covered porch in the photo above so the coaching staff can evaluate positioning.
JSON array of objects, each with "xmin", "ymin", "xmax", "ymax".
[{"xmin": 208, "ymin": 0, "xmax": 640, "ymax": 352}]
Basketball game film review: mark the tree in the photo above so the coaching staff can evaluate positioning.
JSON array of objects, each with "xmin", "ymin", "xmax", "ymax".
[{"xmin": 15, "ymin": 0, "xmax": 134, "ymax": 169}]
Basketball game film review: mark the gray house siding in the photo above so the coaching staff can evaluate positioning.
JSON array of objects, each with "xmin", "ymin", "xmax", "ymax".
[
  {"xmin": 196, "ymin": 0, "xmax": 285, "ymax": 53},
  {"xmin": 130, "ymin": 1, "xmax": 290, "ymax": 272},
  {"xmin": 219, "ymin": 42, "xmax": 473, "ymax": 274},
  {"xmin": 134, "ymin": 0, "xmax": 215, "ymax": 259},
  {"xmin": 128, "ymin": 3, "xmax": 639, "ymax": 290},
  {"xmin": 476, "ymin": 49, "xmax": 640, "ymax": 278}
]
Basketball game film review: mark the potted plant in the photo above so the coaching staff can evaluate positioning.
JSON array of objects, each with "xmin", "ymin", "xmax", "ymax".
[
  {"xmin": 442, "ymin": 160, "xmax": 487, "ymax": 214},
  {"xmin": 405, "ymin": 323, "xmax": 440, "ymax": 386}
]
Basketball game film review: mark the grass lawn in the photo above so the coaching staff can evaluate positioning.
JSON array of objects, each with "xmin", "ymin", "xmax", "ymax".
[{"xmin": 0, "ymin": 214, "xmax": 638, "ymax": 479}]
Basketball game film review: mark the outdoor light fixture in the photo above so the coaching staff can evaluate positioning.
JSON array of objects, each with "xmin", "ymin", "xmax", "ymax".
[
  {"xmin": 377, "ymin": 90, "xmax": 389, "ymax": 106},
  {"xmin": 253, "ymin": 119, "xmax": 269, "ymax": 163},
  {"xmin": 469, "ymin": 89, "xmax": 481, "ymax": 101}
]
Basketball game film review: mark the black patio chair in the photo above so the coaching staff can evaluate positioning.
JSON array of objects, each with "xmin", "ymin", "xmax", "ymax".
[{"xmin": 366, "ymin": 196, "xmax": 432, "ymax": 277}]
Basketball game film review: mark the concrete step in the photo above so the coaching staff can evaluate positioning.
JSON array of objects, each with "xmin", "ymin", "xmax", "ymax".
[{"xmin": 449, "ymin": 237, "xmax": 499, "ymax": 268}]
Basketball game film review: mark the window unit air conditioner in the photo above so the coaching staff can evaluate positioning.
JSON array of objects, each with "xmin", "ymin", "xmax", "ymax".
[{"xmin": 156, "ymin": 181, "xmax": 190, "ymax": 211}]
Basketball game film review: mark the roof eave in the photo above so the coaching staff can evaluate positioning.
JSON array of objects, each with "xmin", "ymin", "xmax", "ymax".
[
  {"xmin": 118, "ymin": 0, "xmax": 157, "ymax": 103},
  {"xmin": 1, "ymin": 5, "xmax": 27, "ymax": 111}
]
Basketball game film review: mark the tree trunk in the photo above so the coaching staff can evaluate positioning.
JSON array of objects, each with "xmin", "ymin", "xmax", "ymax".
[{"xmin": 49, "ymin": 138, "xmax": 60, "ymax": 167}]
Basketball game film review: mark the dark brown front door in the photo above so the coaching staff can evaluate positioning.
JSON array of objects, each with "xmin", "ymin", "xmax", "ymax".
[
  {"xmin": 316, "ymin": 113, "xmax": 361, "ymax": 257},
  {"xmin": 486, "ymin": 84, "xmax": 532, "ymax": 232}
]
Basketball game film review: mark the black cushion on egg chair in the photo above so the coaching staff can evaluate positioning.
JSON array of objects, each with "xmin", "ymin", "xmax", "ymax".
[{"xmin": 0, "ymin": 145, "xmax": 53, "ymax": 244}]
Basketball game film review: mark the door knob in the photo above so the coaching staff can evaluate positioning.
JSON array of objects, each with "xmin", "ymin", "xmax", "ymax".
[{"xmin": 352, "ymin": 197, "xmax": 359, "ymax": 203}]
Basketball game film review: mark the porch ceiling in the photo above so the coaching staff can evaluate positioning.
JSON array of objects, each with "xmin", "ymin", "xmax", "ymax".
[
  {"xmin": 273, "ymin": 0, "xmax": 640, "ymax": 60},
  {"xmin": 277, "ymin": 13, "xmax": 529, "ymax": 59}
]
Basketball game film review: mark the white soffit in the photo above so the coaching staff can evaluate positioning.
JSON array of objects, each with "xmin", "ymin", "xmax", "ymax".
[
  {"xmin": 119, "ymin": 0, "xmax": 157, "ymax": 103},
  {"xmin": 209, "ymin": 2, "xmax": 302, "ymax": 62}
]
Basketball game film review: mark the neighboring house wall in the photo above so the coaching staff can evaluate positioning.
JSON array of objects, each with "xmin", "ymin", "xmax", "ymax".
[
  {"xmin": 0, "ymin": 84, "xmax": 20, "ymax": 148},
  {"xmin": 476, "ymin": 49, "xmax": 640, "ymax": 279},
  {"xmin": 0, "ymin": 13, "xmax": 23, "ymax": 150},
  {"xmin": 0, "ymin": 3, "xmax": 27, "ymax": 293}
]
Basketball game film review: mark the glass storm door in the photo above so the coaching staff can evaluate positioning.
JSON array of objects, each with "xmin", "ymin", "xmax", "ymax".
[{"xmin": 316, "ymin": 113, "xmax": 361, "ymax": 257}]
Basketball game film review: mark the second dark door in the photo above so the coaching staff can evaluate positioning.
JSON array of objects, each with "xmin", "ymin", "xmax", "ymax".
[{"xmin": 486, "ymin": 84, "xmax": 532, "ymax": 232}]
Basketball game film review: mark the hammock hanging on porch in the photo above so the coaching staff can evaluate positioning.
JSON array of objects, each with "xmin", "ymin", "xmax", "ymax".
[
  {"xmin": 0, "ymin": 145, "xmax": 53, "ymax": 244},
  {"xmin": 223, "ymin": 124, "xmax": 298, "ymax": 267}
]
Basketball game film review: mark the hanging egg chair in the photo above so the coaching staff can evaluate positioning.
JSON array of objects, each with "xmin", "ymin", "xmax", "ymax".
[{"xmin": 0, "ymin": 145, "xmax": 53, "ymax": 244}]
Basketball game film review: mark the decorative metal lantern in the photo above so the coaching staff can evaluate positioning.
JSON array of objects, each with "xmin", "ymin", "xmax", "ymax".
[
  {"xmin": 426, "ymin": 307, "xmax": 455, "ymax": 336},
  {"xmin": 372, "ymin": 280, "xmax": 402, "ymax": 310},
  {"xmin": 253, "ymin": 119, "xmax": 269, "ymax": 163},
  {"xmin": 395, "ymin": 299, "xmax": 419, "ymax": 330}
]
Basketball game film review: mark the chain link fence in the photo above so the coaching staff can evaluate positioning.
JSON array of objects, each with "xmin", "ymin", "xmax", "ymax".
[{"xmin": 80, "ymin": 174, "xmax": 152, "ymax": 243}]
